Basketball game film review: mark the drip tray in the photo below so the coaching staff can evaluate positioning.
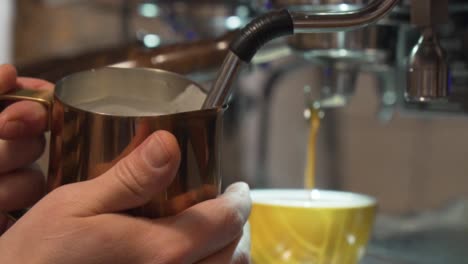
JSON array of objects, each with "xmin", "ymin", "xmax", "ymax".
[
  {"xmin": 364, "ymin": 228, "xmax": 468, "ymax": 263},
  {"xmin": 363, "ymin": 199, "xmax": 468, "ymax": 263}
]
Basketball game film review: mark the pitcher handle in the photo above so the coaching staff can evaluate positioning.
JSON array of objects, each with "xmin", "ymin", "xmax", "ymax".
[
  {"xmin": 0, "ymin": 89, "xmax": 52, "ymax": 105},
  {"xmin": 0, "ymin": 89, "xmax": 54, "ymax": 130}
]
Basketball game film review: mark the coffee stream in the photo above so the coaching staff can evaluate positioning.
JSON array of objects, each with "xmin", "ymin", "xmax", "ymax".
[{"xmin": 304, "ymin": 108, "xmax": 321, "ymax": 190}]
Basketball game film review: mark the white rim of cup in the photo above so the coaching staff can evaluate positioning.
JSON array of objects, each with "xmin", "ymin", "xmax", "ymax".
[{"xmin": 250, "ymin": 189, "xmax": 377, "ymax": 209}]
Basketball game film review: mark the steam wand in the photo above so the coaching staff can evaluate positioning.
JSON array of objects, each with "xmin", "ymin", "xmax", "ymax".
[{"xmin": 202, "ymin": 0, "xmax": 400, "ymax": 109}]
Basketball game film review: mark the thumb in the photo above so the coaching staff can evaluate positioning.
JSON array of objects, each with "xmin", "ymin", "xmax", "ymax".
[{"xmin": 71, "ymin": 131, "xmax": 181, "ymax": 216}]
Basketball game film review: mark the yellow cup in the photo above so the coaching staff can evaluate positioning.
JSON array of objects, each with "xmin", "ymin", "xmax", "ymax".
[{"xmin": 250, "ymin": 189, "xmax": 377, "ymax": 264}]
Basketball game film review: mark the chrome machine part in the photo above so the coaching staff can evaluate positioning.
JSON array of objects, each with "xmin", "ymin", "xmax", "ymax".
[
  {"xmin": 405, "ymin": 0, "xmax": 449, "ymax": 102},
  {"xmin": 406, "ymin": 27, "xmax": 448, "ymax": 102},
  {"xmin": 202, "ymin": 52, "xmax": 244, "ymax": 108},
  {"xmin": 306, "ymin": 62, "xmax": 360, "ymax": 109},
  {"xmin": 259, "ymin": 0, "xmax": 399, "ymax": 113},
  {"xmin": 289, "ymin": 0, "xmax": 399, "ymax": 33},
  {"xmin": 395, "ymin": 0, "xmax": 468, "ymax": 115},
  {"xmin": 204, "ymin": 0, "xmax": 399, "ymax": 109},
  {"xmin": 288, "ymin": 25, "xmax": 393, "ymax": 65}
]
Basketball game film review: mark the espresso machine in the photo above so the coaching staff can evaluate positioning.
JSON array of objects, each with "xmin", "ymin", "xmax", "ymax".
[
  {"xmin": 10, "ymin": 0, "xmax": 468, "ymax": 262},
  {"xmin": 241, "ymin": 1, "xmax": 468, "ymax": 263}
]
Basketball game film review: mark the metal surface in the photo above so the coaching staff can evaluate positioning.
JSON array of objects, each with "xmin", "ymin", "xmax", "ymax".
[
  {"xmin": 0, "ymin": 67, "xmax": 224, "ymax": 218},
  {"xmin": 366, "ymin": 198, "xmax": 468, "ymax": 263},
  {"xmin": 406, "ymin": 27, "xmax": 448, "ymax": 102},
  {"xmin": 203, "ymin": 0, "xmax": 399, "ymax": 109},
  {"xmin": 272, "ymin": 0, "xmax": 368, "ymax": 7},
  {"xmin": 410, "ymin": 0, "xmax": 448, "ymax": 27},
  {"xmin": 400, "ymin": 2, "xmax": 468, "ymax": 114},
  {"xmin": 311, "ymin": 63, "xmax": 359, "ymax": 108},
  {"xmin": 255, "ymin": 0, "xmax": 370, "ymax": 12},
  {"xmin": 288, "ymin": 25, "xmax": 395, "ymax": 65},
  {"xmin": 290, "ymin": 0, "xmax": 399, "ymax": 33},
  {"xmin": 0, "ymin": 89, "xmax": 53, "ymax": 108},
  {"xmin": 202, "ymin": 51, "xmax": 244, "ymax": 108},
  {"xmin": 262, "ymin": 0, "xmax": 399, "ymax": 115}
]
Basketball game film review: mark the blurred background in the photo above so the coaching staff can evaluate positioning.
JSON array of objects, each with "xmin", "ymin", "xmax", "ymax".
[{"xmin": 2, "ymin": 0, "xmax": 468, "ymax": 263}]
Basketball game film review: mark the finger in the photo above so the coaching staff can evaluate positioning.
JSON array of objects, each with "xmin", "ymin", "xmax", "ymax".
[
  {"xmin": 84, "ymin": 184, "xmax": 250, "ymax": 264},
  {"xmin": 0, "ymin": 73, "xmax": 53, "ymax": 139},
  {"xmin": 16, "ymin": 77, "xmax": 54, "ymax": 91},
  {"xmin": 0, "ymin": 100, "xmax": 49, "ymax": 139},
  {"xmin": 56, "ymin": 131, "xmax": 181, "ymax": 216},
  {"xmin": 0, "ymin": 137, "xmax": 45, "ymax": 174},
  {"xmin": 0, "ymin": 64, "xmax": 17, "ymax": 94},
  {"xmin": 161, "ymin": 182, "xmax": 252, "ymax": 263},
  {"xmin": 197, "ymin": 234, "xmax": 251, "ymax": 264},
  {"xmin": 0, "ymin": 168, "xmax": 45, "ymax": 212}
]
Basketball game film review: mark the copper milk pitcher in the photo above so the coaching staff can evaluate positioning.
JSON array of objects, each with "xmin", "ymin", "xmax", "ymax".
[{"xmin": 1, "ymin": 67, "xmax": 223, "ymax": 218}]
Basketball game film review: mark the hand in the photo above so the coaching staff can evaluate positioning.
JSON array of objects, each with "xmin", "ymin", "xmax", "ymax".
[
  {"xmin": 0, "ymin": 65, "xmax": 251, "ymax": 264},
  {"xmin": 0, "ymin": 131, "xmax": 251, "ymax": 264},
  {"xmin": 0, "ymin": 64, "xmax": 53, "ymax": 232}
]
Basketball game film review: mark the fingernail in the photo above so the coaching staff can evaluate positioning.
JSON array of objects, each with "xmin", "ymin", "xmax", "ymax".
[
  {"xmin": 225, "ymin": 183, "xmax": 252, "ymax": 220},
  {"xmin": 142, "ymin": 133, "xmax": 171, "ymax": 168},
  {"xmin": 226, "ymin": 182, "xmax": 250, "ymax": 194}
]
